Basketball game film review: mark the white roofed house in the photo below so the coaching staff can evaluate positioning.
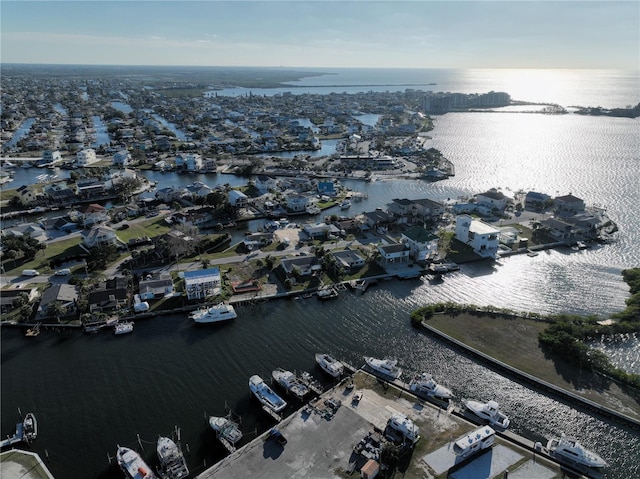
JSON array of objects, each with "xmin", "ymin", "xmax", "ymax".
[
  {"xmin": 175, "ymin": 153, "xmax": 203, "ymax": 172},
  {"xmin": 139, "ymin": 273, "xmax": 174, "ymax": 300},
  {"xmin": 81, "ymin": 225, "xmax": 125, "ymax": 250},
  {"xmin": 183, "ymin": 268, "xmax": 221, "ymax": 300},
  {"xmin": 401, "ymin": 226, "xmax": 439, "ymax": 262},
  {"xmin": 285, "ymin": 192, "xmax": 309, "ymax": 213},
  {"xmin": 15, "ymin": 184, "xmax": 43, "ymax": 206},
  {"xmin": 155, "ymin": 185, "xmax": 186, "ymax": 203},
  {"xmin": 185, "ymin": 181, "xmax": 213, "ymax": 199},
  {"xmin": 455, "ymin": 214, "xmax": 499, "ymax": 259},
  {"xmin": 36, "ymin": 284, "xmax": 79, "ymax": 321},
  {"xmin": 255, "ymin": 175, "xmax": 279, "ymax": 194},
  {"xmin": 75, "ymin": 148, "xmax": 98, "ymax": 167},
  {"xmin": 329, "ymin": 249, "xmax": 366, "ymax": 275},
  {"xmin": 280, "ymin": 255, "xmax": 322, "ymax": 280}
]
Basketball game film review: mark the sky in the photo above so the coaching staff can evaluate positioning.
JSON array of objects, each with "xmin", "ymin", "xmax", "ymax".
[{"xmin": 1, "ymin": 1, "xmax": 638, "ymax": 69}]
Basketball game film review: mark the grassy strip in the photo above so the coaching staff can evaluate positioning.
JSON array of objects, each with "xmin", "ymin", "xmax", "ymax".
[{"xmin": 2, "ymin": 237, "xmax": 83, "ymax": 275}]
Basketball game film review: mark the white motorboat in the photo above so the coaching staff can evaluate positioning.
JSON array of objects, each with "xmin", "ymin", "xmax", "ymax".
[
  {"xmin": 22, "ymin": 413, "xmax": 37, "ymax": 441},
  {"xmin": 272, "ymin": 369, "xmax": 310, "ymax": 399},
  {"xmin": 453, "ymin": 426, "xmax": 495, "ymax": 459},
  {"xmin": 156, "ymin": 436, "xmax": 189, "ymax": 479},
  {"xmin": 114, "ymin": 321, "xmax": 134, "ymax": 335},
  {"xmin": 408, "ymin": 372, "xmax": 452, "ymax": 400},
  {"xmin": 209, "ymin": 416, "xmax": 243, "ymax": 445},
  {"xmin": 249, "ymin": 375, "xmax": 287, "ymax": 413},
  {"xmin": 387, "ymin": 413, "xmax": 420, "ymax": 444},
  {"xmin": 364, "ymin": 356, "xmax": 402, "ymax": 379},
  {"xmin": 315, "ymin": 353, "xmax": 344, "ymax": 378},
  {"xmin": 339, "ymin": 199, "xmax": 351, "ymax": 210},
  {"xmin": 116, "ymin": 445, "xmax": 158, "ymax": 479},
  {"xmin": 547, "ymin": 435, "xmax": 607, "ymax": 469},
  {"xmin": 465, "ymin": 399, "xmax": 510, "ymax": 429},
  {"xmin": 190, "ymin": 303, "xmax": 237, "ymax": 324}
]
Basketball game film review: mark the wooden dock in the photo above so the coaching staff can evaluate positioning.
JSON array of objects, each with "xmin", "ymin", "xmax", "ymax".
[{"xmin": 261, "ymin": 405, "xmax": 282, "ymax": 422}]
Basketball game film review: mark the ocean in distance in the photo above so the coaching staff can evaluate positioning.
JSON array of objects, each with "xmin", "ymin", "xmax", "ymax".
[{"xmin": 2, "ymin": 68, "xmax": 640, "ymax": 478}]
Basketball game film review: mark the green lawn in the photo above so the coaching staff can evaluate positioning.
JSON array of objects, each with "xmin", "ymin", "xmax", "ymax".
[
  {"xmin": 116, "ymin": 217, "xmax": 171, "ymax": 242},
  {"xmin": 2, "ymin": 237, "xmax": 83, "ymax": 275}
]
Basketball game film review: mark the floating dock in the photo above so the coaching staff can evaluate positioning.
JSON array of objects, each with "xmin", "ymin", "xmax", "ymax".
[{"xmin": 0, "ymin": 422, "xmax": 24, "ymax": 448}]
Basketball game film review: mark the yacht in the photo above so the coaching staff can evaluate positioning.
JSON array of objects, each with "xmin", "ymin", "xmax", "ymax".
[
  {"xmin": 315, "ymin": 353, "xmax": 344, "ymax": 378},
  {"xmin": 116, "ymin": 445, "xmax": 158, "ymax": 479},
  {"xmin": 156, "ymin": 436, "xmax": 189, "ymax": 479},
  {"xmin": 364, "ymin": 356, "xmax": 402, "ymax": 379},
  {"xmin": 547, "ymin": 435, "xmax": 607, "ymax": 469},
  {"xmin": 249, "ymin": 375, "xmax": 287, "ymax": 413},
  {"xmin": 408, "ymin": 372, "xmax": 452, "ymax": 400},
  {"xmin": 114, "ymin": 321, "xmax": 134, "ymax": 335},
  {"xmin": 23, "ymin": 413, "xmax": 37, "ymax": 441},
  {"xmin": 452, "ymin": 426, "xmax": 495, "ymax": 459},
  {"xmin": 339, "ymin": 199, "xmax": 352, "ymax": 210},
  {"xmin": 464, "ymin": 399, "xmax": 510, "ymax": 429},
  {"xmin": 272, "ymin": 369, "xmax": 310, "ymax": 399},
  {"xmin": 209, "ymin": 416, "xmax": 243, "ymax": 446},
  {"xmin": 387, "ymin": 413, "xmax": 420, "ymax": 444},
  {"xmin": 190, "ymin": 303, "xmax": 237, "ymax": 324}
]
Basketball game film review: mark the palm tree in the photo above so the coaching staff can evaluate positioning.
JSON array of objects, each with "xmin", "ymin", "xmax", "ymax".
[{"xmin": 46, "ymin": 302, "xmax": 66, "ymax": 323}]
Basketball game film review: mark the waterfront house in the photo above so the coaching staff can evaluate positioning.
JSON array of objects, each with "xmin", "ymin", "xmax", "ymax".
[
  {"xmin": 401, "ymin": 226, "xmax": 439, "ymax": 261},
  {"xmin": 539, "ymin": 217, "xmax": 577, "ymax": 240},
  {"xmin": 44, "ymin": 182, "xmax": 76, "ymax": 205},
  {"xmin": 475, "ymin": 189, "xmax": 510, "ymax": 212},
  {"xmin": 243, "ymin": 232, "xmax": 274, "ymax": 250},
  {"xmin": 363, "ymin": 209, "xmax": 394, "ymax": 232},
  {"xmin": 377, "ymin": 243, "xmax": 410, "ymax": 266},
  {"xmin": 88, "ymin": 277, "xmax": 128, "ymax": 313},
  {"xmin": 156, "ymin": 186, "xmax": 186, "ymax": 203},
  {"xmin": 75, "ymin": 178, "xmax": 106, "ymax": 198},
  {"xmin": 0, "ymin": 287, "xmax": 39, "ymax": 314},
  {"xmin": 524, "ymin": 191, "xmax": 551, "ymax": 210},
  {"xmin": 139, "ymin": 273, "xmax": 174, "ymax": 300},
  {"xmin": 317, "ymin": 181, "xmax": 336, "ymax": 196},
  {"xmin": 112, "ymin": 150, "xmax": 131, "ymax": 167},
  {"xmin": 183, "ymin": 268, "xmax": 221, "ymax": 300},
  {"xmin": 329, "ymin": 249, "xmax": 366, "ymax": 274},
  {"xmin": 184, "ymin": 181, "xmax": 213, "ymax": 199},
  {"xmin": 175, "ymin": 153, "xmax": 203, "ymax": 172},
  {"xmin": 78, "ymin": 203, "xmax": 109, "ymax": 227},
  {"xmin": 455, "ymin": 214, "xmax": 499, "ymax": 259},
  {"xmin": 303, "ymin": 222, "xmax": 340, "ymax": 239},
  {"xmin": 41, "ymin": 149, "xmax": 63, "ymax": 165},
  {"xmin": 285, "ymin": 192, "xmax": 310, "ymax": 213},
  {"xmin": 75, "ymin": 148, "xmax": 98, "ymax": 167},
  {"xmin": 16, "ymin": 184, "xmax": 42, "ymax": 206},
  {"xmin": 36, "ymin": 284, "xmax": 78, "ymax": 321},
  {"xmin": 255, "ymin": 175, "xmax": 279, "ymax": 194},
  {"xmin": 554, "ymin": 194, "xmax": 585, "ymax": 217},
  {"xmin": 387, "ymin": 197, "xmax": 444, "ymax": 225},
  {"xmin": 81, "ymin": 225, "xmax": 123, "ymax": 250},
  {"xmin": 228, "ymin": 189, "xmax": 249, "ymax": 208},
  {"xmin": 280, "ymin": 255, "xmax": 321, "ymax": 279}
]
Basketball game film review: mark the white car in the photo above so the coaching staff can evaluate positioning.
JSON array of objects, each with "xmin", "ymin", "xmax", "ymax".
[{"xmin": 55, "ymin": 269, "xmax": 71, "ymax": 276}]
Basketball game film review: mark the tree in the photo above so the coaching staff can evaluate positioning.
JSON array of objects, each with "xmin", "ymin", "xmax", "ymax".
[
  {"xmin": 12, "ymin": 292, "xmax": 29, "ymax": 309},
  {"xmin": 46, "ymin": 302, "xmax": 67, "ymax": 323}
]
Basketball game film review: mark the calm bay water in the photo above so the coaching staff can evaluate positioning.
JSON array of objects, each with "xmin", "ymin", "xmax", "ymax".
[{"xmin": 2, "ymin": 69, "xmax": 640, "ymax": 478}]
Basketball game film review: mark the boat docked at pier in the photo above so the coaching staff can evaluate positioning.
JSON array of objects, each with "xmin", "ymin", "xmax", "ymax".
[
  {"xmin": 156, "ymin": 436, "xmax": 189, "ymax": 479},
  {"xmin": 364, "ymin": 356, "xmax": 402, "ymax": 379},
  {"xmin": 209, "ymin": 416, "xmax": 243, "ymax": 447},
  {"xmin": 464, "ymin": 399, "xmax": 510, "ymax": 429},
  {"xmin": 114, "ymin": 321, "xmax": 134, "ymax": 335},
  {"xmin": 190, "ymin": 303, "xmax": 237, "ymax": 324},
  {"xmin": 116, "ymin": 445, "xmax": 158, "ymax": 479},
  {"xmin": 249, "ymin": 374, "xmax": 287, "ymax": 413},
  {"xmin": 315, "ymin": 353, "xmax": 344, "ymax": 378},
  {"xmin": 272, "ymin": 368, "xmax": 310, "ymax": 399},
  {"xmin": 22, "ymin": 413, "xmax": 37, "ymax": 441},
  {"xmin": 547, "ymin": 435, "xmax": 607, "ymax": 469},
  {"xmin": 453, "ymin": 426, "xmax": 495, "ymax": 459},
  {"xmin": 408, "ymin": 372, "xmax": 452, "ymax": 401},
  {"xmin": 339, "ymin": 199, "xmax": 352, "ymax": 210}
]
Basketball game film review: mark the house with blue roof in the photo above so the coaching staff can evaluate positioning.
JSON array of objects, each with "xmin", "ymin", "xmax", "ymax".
[{"xmin": 183, "ymin": 267, "xmax": 221, "ymax": 300}]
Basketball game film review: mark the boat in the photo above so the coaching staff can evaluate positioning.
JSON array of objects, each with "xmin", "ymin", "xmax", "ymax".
[
  {"xmin": 408, "ymin": 372, "xmax": 452, "ymax": 400},
  {"xmin": 156, "ymin": 436, "xmax": 189, "ymax": 479},
  {"xmin": 547, "ymin": 435, "xmax": 607, "ymax": 469},
  {"xmin": 272, "ymin": 368, "xmax": 310, "ymax": 399},
  {"xmin": 305, "ymin": 205, "xmax": 321, "ymax": 215},
  {"xmin": 315, "ymin": 353, "xmax": 344, "ymax": 378},
  {"xmin": 114, "ymin": 321, "xmax": 134, "ymax": 335},
  {"xmin": 209, "ymin": 416, "xmax": 243, "ymax": 446},
  {"xmin": 25, "ymin": 324, "xmax": 41, "ymax": 337},
  {"xmin": 339, "ymin": 199, "xmax": 351, "ymax": 210},
  {"xmin": 22, "ymin": 413, "xmax": 37, "ymax": 441},
  {"xmin": 189, "ymin": 303, "xmax": 237, "ymax": 323},
  {"xmin": 464, "ymin": 399, "xmax": 510, "ymax": 429},
  {"xmin": 387, "ymin": 413, "xmax": 420, "ymax": 444},
  {"xmin": 364, "ymin": 356, "xmax": 402, "ymax": 379},
  {"xmin": 316, "ymin": 285, "xmax": 339, "ymax": 300},
  {"xmin": 452, "ymin": 426, "xmax": 495, "ymax": 459},
  {"xmin": 249, "ymin": 375, "xmax": 287, "ymax": 413},
  {"xmin": 116, "ymin": 445, "xmax": 159, "ymax": 479}
]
